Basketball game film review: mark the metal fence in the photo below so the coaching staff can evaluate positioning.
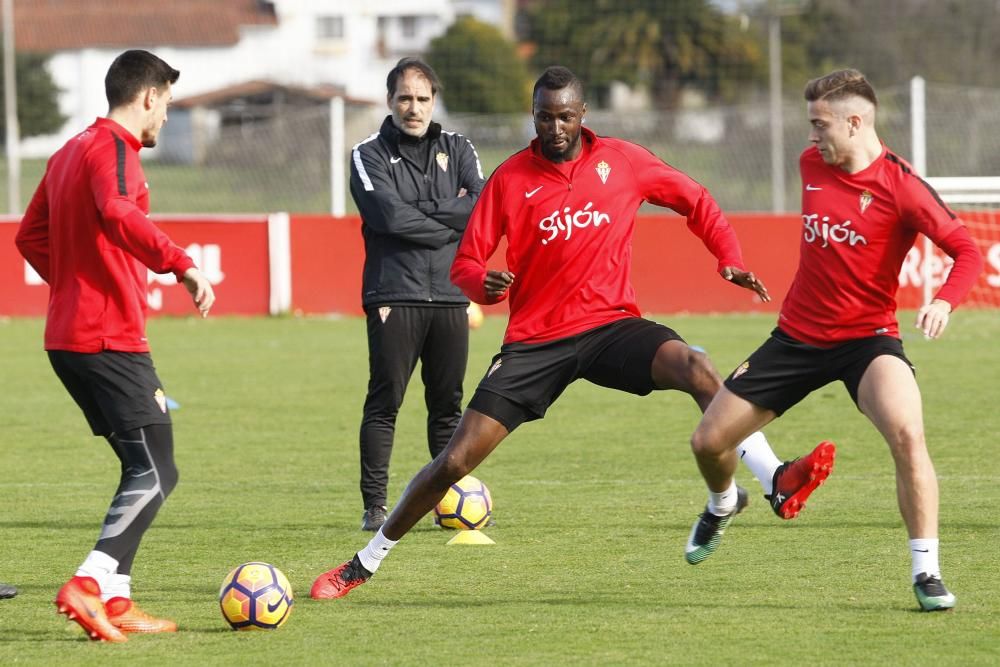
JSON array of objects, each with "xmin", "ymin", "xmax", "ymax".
[{"xmin": 5, "ymin": 81, "xmax": 1000, "ymax": 215}]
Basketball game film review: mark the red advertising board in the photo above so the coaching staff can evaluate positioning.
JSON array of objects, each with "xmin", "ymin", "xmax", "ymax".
[
  {"xmin": 284, "ymin": 214, "xmax": 800, "ymax": 316},
  {"xmin": 0, "ymin": 215, "xmax": 270, "ymax": 317},
  {"xmin": 630, "ymin": 214, "xmax": 794, "ymax": 313},
  {"xmin": 3, "ymin": 213, "xmax": 998, "ymax": 317},
  {"xmin": 288, "ymin": 214, "xmax": 364, "ymax": 315}
]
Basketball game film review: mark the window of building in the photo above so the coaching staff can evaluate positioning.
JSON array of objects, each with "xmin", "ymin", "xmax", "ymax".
[
  {"xmin": 400, "ymin": 15, "xmax": 417, "ymax": 38},
  {"xmin": 376, "ymin": 16, "xmax": 388, "ymax": 57},
  {"xmin": 316, "ymin": 15, "xmax": 344, "ymax": 40}
]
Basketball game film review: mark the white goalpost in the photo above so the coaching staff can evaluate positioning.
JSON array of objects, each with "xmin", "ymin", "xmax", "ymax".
[
  {"xmin": 911, "ymin": 77, "xmax": 1000, "ymax": 307},
  {"xmin": 924, "ymin": 177, "xmax": 1000, "ymax": 307},
  {"xmin": 924, "ymin": 177, "xmax": 1000, "ymax": 206}
]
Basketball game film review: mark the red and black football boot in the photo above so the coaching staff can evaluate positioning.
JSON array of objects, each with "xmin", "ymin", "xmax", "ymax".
[
  {"xmin": 310, "ymin": 554, "xmax": 373, "ymax": 600},
  {"xmin": 767, "ymin": 440, "xmax": 836, "ymax": 519}
]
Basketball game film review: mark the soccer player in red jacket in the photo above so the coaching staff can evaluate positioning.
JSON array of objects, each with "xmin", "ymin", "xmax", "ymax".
[
  {"xmin": 311, "ymin": 66, "xmax": 833, "ymax": 600},
  {"xmin": 687, "ymin": 69, "xmax": 983, "ymax": 611},
  {"xmin": 16, "ymin": 50, "xmax": 215, "ymax": 641}
]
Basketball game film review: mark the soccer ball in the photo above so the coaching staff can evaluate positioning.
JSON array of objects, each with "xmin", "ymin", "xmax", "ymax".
[
  {"xmin": 434, "ymin": 475, "xmax": 493, "ymax": 530},
  {"xmin": 467, "ymin": 303, "xmax": 484, "ymax": 329},
  {"xmin": 219, "ymin": 562, "xmax": 293, "ymax": 630}
]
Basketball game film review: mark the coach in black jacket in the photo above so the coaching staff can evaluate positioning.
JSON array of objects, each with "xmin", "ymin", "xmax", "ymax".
[{"xmin": 349, "ymin": 57, "xmax": 485, "ymax": 532}]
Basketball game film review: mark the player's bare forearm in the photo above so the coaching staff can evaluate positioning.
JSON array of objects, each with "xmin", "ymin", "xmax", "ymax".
[{"xmin": 721, "ymin": 266, "xmax": 770, "ymax": 302}]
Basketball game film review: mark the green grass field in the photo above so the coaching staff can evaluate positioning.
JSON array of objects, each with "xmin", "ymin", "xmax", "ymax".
[{"xmin": 1, "ymin": 312, "xmax": 998, "ymax": 665}]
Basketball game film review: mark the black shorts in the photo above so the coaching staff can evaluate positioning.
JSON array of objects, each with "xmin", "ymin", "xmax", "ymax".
[
  {"xmin": 48, "ymin": 350, "xmax": 172, "ymax": 437},
  {"xmin": 467, "ymin": 317, "xmax": 684, "ymax": 431},
  {"xmin": 723, "ymin": 328, "xmax": 914, "ymax": 416}
]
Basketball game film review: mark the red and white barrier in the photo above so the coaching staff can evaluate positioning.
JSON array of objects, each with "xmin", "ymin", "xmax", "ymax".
[{"xmin": 2, "ymin": 214, "xmax": 997, "ymax": 316}]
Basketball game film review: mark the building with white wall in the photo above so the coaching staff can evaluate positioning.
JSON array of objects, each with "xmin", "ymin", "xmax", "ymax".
[{"xmin": 11, "ymin": 0, "xmax": 514, "ymax": 157}]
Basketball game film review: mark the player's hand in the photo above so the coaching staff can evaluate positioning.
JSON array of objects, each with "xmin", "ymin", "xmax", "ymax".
[
  {"xmin": 458, "ymin": 187, "xmax": 468, "ymax": 198},
  {"xmin": 484, "ymin": 270, "xmax": 515, "ymax": 299},
  {"xmin": 915, "ymin": 298, "xmax": 951, "ymax": 339},
  {"xmin": 721, "ymin": 266, "xmax": 770, "ymax": 303},
  {"xmin": 181, "ymin": 267, "xmax": 215, "ymax": 318}
]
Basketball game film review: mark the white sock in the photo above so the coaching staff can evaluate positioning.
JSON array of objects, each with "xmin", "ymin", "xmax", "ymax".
[
  {"xmin": 356, "ymin": 528, "xmax": 398, "ymax": 574},
  {"xmin": 101, "ymin": 573, "xmax": 131, "ymax": 602},
  {"xmin": 910, "ymin": 538, "xmax": 941, "ymax": 581},
  {"xmin": 75, "ymin": 550, "xmax": 119, "ymax": 591},
  {"xmin": 736, "ymin": 431, "xmax": 782, "ymax": 495},
  {"xmin": 707, "ymin": 479, "xmax": 738, "ymax": 516}
]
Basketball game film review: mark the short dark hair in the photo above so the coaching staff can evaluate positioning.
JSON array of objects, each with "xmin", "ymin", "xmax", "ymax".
[
  {"xmin": 532, "ymin": 66, "xmax": 584, "ymax": 101},
  {"xmin": 804, "ymin": 68, "xmax": 878, "ymax": 108},
  {"xmin": 386, "ymin": 57, "xmax": 441, "ymax": 97},
  {"xmin": 105, "ymin": 50, "xmax": 180, "ymax": 109}
]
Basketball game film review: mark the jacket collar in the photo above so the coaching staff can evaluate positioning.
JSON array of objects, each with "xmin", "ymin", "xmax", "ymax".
[
  {"xmin": 379, "ymin": 115, "xmax": 442, "ymax": 150},
  {"xmin": 94, "ymin": 117, "xmax": 142, "ymax": 151}
]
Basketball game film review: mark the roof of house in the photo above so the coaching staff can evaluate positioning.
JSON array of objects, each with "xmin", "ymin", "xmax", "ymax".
[
  {"xmin": 6, "ymin": 0, "xmax": 278, "ymax": 52},
  {"xmin": 172, "ymin": 80, "xmax": 373, "ymax": 109}
]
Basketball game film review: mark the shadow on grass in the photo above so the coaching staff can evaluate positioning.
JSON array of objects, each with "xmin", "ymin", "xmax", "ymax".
[
  {"xmin": 0, "ymin": 517, "xmax": 452, "ymax": 534},
  {"xmin": 0, "ymin": 631, "xmax": 95, "ymax": 643},
  {"xmin": 181, "ymin": 626, "xmax": 240, "ymax": 635},
  {"xmin": 0, "ymin": 626, "xmax": 236, "ymax": 642},
  {"xmin": 297, "ymin": 595, "xmax": 649, "ymax": 611},
  {"xmin": 14, "ymin": 516, "xmax": 991, "ymax": 532},
  {"xmin": 0, "ymin": 520, "xmax": 96, "ymax": 530},
  {"xmin": 300, "ymin": 593, "xmax": 925, "ymax": 614},
  {"xmin": 667, "ymin": 517, "xmax": 1000, "ymax": 531}
]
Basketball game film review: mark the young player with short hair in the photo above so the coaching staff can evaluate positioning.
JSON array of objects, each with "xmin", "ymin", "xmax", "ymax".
[
  {"xmin": 16, "ymin": 49, "xmax": 215, "ymax": 641},
  {"xmin": 685, "ymin": 69, "xmax": 983, "ymax": 611}
]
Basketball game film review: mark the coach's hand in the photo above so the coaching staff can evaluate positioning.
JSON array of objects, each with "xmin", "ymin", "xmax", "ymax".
[
  {"xmin": 182, "ymin": 267, "xmax": 216, "ymax": 318},
  {"xmin": 721, "ymin": 267, "xmax": 770, "ymax": 303},
  {"xmin": 484, "ymin": 270, "xmax": 515, "ymax": 300},
  {"xmin": 916, "ymin": 298, "xmax": 951, "ymax": 339}
]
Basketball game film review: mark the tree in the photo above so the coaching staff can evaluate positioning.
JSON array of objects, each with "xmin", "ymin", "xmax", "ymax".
[
  {"xmin": 522, "ymin": 0, "xmax": 765, "ymax": 108},
  {"xmin": 0, "ymin": 52, "xmax": 65, "ymax": 141},
  {"xmin": 770, "ymin": 0, "xmax": 1000, "ymax": 90},
  {"xmin": 427, "ymin": 16, "xmax": 531, "ymax": 113}
]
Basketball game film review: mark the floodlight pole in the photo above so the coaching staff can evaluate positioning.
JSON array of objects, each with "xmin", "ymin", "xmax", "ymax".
[
  {"xmin": 763, "ymin": 0, "xmax": 807, "ymax": 213},
  {"xmin": 910, "ymin": 76, "xmax": 933, "ymax": 307},
  {"xmin": 2, "ymin": 0, "xmax": 20, "ymax": 214},
  {"xmin": 768, "ymin": 9, "xmax": 785, "ymax": 213},
  {"xmin": 330, "ymin": 95, "xmax": 345, "ymax": 217}
]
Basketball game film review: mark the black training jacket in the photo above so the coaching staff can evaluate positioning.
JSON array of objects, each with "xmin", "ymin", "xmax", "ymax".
[{"xmin": 350, "ymin": 115, "xmax": 485, "ymax": 309}]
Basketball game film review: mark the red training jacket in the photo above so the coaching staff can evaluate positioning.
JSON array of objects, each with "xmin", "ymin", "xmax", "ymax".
[
  {"xmin": 15, "ymin": 117, "xmax": 195, "ymax": 352},
  {"xmin": 779, "ymin": 145, "xmax": 983, "ymax": 346},
  {"xmin": 451, "ymin": 126, "xmax": 745, "ymax": 344}
]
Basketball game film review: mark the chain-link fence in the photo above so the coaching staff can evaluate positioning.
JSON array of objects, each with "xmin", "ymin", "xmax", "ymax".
[
  {"xmin": 7, "ymin": 0, "xmax": 1000, "ymax": 215},
  {"xmin": 9, "ymin": 80, "xmax": 998, "ymax": 215}
]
